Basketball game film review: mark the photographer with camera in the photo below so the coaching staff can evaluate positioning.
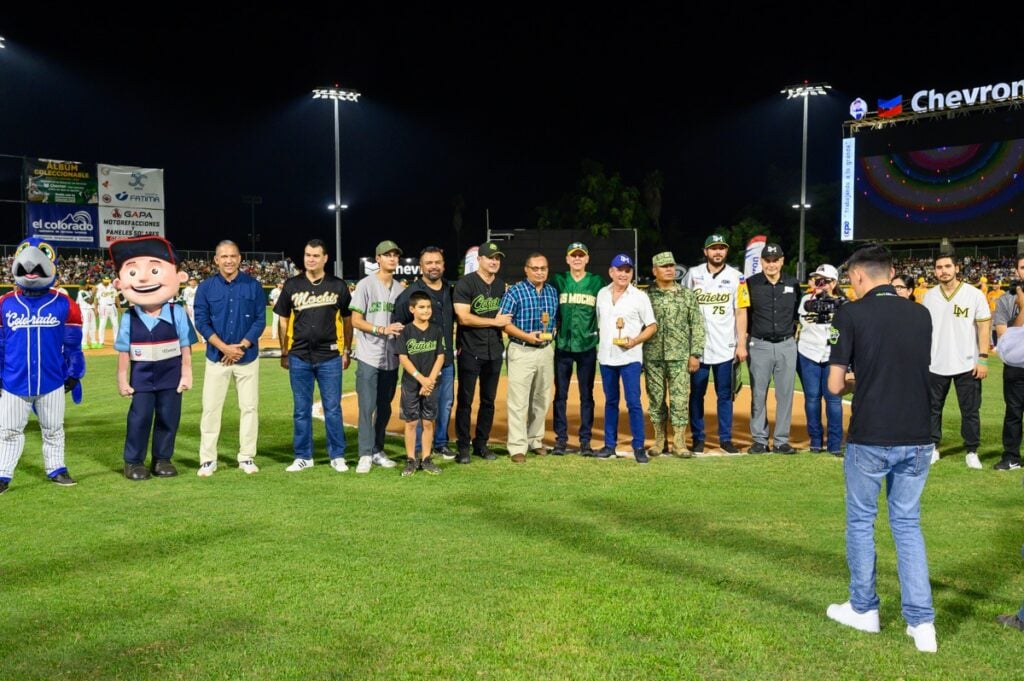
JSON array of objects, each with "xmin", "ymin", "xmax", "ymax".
[
  {"xmin": 797, "ymin": 264, "xmax": 846, "ymax": 456},
  {"xmin": 992, "ymin": 257, "xmax": 1024, "ymax": 471}
]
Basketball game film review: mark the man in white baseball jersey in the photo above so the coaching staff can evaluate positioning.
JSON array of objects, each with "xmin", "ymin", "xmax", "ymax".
[
  {"xmin": 95, "ymin": 276, "xmax": 120, "ymax": 347},
  {"xmin": 76, "ymin": 282, "xmax": 99, "ymax": 348},
  {"xmin": 268, "ymin": 281, "xmax": 284, "ymax": 340},
  {"xmin": 922, "ymin": 255, "xmax": 990, "ymax": 469},
  {"xmin": 682, "ymin": 234, "xmax": 748, "ymax": 453}
]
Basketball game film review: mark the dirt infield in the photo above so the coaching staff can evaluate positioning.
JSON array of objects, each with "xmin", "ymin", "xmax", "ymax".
[{"xmin": 341, "ymin": 374, "xmax": 851, "ymax": 454}]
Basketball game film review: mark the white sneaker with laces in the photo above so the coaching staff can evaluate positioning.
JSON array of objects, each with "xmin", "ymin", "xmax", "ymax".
[
  {"xmin": 330, "ymin": 458, "xmax": 349, "ymax": 473},
  {"xmin": 930, "ymin": 448, "xmax": 940, "ymax": 465},
  {"xmin": 826, "ymin": 601, "xmax": 880, "ymax": 633},
  {"xmin": 965, "ymin": 452, "xmax": 982, "ymax": 469},
  {"xmin": 238, "ymin": 459, "xmax": 259, "ymax": 474},
  {"xmin": 906, "ymin": 622, "xmax": 937, "ymax": 653},
  {"xmin": 285, "ymin": 458, "xmax": 314, "ymax": 472},
  {"xmin": 197, "ymin": 461, "xmax": 217, "ymax": 477},
  {"xmin": 356, "ymin": 455, "xmax": 373, "ymax": 474},
  {"xmin": 371, "ymin": 451, "xmax": 397, "ymax": 468}
]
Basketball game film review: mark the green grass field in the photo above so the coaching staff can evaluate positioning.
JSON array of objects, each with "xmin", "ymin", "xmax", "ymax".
[{"xmin": 1, "ymin": 353, "xmax": 1022, "ymax": 679}]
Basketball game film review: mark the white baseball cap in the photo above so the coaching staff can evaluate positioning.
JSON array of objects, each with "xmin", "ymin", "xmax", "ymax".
[{"xmin": 813, "ymin": 264, "xmax": 839, "ymax": 281}]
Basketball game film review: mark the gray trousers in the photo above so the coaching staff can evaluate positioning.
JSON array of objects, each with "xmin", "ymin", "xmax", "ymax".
[
  {"xmin": 748, "ymin": 336, "xmax": 797, "ymax": 446},
  {"xmin": 355, "ymin": 362, "xmax": 398, "ymax": 455}
]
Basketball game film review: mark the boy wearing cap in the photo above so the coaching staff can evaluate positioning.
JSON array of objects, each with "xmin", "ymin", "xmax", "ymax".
[
  {"xmin": 594, "ymin": 254, "xmax": 657, "ymax": 463},
  {"xmin": 745, "ymin": 242, "xmax": 801, "ymax": 454},
  {"xmin": 349, "ymin": 240, "xmax": 406, "ymax": 474},
  {"xmin": 645, "ymin": 251, "xmax": 704, "ymax": 456},
  {"xmin": 452, "ymin": 242, "xmax": 512, "ymax": 463},
  {"xmin": 682, "ymin": 234, "xmax": 749, "ymax": 454},
  {"xmin": 550, "ymin": 242, "xmax": 603, "ymax": 455},
  {"xmin": 111, "ymin": 236, "xmax": 199, "ymax": 480}
]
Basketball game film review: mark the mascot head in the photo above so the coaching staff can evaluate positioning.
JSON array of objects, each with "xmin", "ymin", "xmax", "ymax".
[
  {"xmin": 110, "ymin": 236, "xmax": 186, "ymax": 311},
  {"xmin": 12, "ymin": 237, "xmax": 58, "ymax": 292}
]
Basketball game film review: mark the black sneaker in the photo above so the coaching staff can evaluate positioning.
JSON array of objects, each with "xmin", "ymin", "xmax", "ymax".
[
  {"xmin": 50, "ymin": 471, "xmax": 77, "ymax": 486},
  {"xmin": 994, "ymin": 456, "xmax": 1022, "ymax": 471},
  {"xmin": 594, "ymin": 446, "xmax": 617, "ymax": 459},
  {"xmin": 830, "ymin": 450, "xmax": 844, "ymax": 458},
  {"xmin": 456, "ymin": 446, "xmax": 472, "ymax": 464},
  {"xmin": 475, "ymin": 446, "xmax": 497, "ymax": 461},
  {"xmin": 634, "ymin": 448, "xmax": 649, "ymax": 464},
  {"xmin": 0, "ymin": 479, "xmax": 8, "ymax": 494},
  {"xmin": 552, "ymin": 442, "xmax": 568, "ymax": 456},
  {"xmin": 434, "ymin": 445, "xmax": 458, "ymax": 461},
  {"xmin": 578, "ymin": 443, "xmax": 594, "ymax": 456},
  {"xmin": 720, "ymin": 441, "xmax": 739, "ymax": 454},
  {"xmin": 773, "ymin": 443, "xmax": 797, "ymax": 455},
  {"xmin": 419, "ymin": 458, "xmax": 442, "ymax": 475},
  {"xmin": 748, "ymin": 442, "xmax": 769, "ymax": 454},
  {"xmin": 997, "ymin": 613, "xmax": 1024, "ymax": 631},
  {"xmin": 809, "ymin": 447, "xmax": 823, "ymax": 454},
  {"xmin": 402, "ymin": 459, "xmax": 418, "ymax": 476},
  {"xmin": 692, "ymin": 439, "xmax": 705, "ymax": 454}
]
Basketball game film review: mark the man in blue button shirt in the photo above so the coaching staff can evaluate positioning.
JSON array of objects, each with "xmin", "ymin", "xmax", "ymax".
[{"xmin": 193, "ymin": 240, "xmax": 267, "ymax": 476}]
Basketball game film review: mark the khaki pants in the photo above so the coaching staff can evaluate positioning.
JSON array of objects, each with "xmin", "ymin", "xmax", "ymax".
[
  {"xmin": 506, "ymin": 342, "xmax": 554, "ymax": 455},
  {"xmin": 200, "ymin": 358, "xmax": 260, "ymax": 462}
]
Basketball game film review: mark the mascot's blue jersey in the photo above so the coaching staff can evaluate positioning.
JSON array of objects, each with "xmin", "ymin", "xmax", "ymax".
[{"xmin": 0, "ymin": 289, "xmax": 84, "ymax": 396}]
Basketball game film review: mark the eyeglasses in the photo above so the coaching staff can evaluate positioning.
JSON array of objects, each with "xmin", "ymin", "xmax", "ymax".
[{"xmin": 892, "ymin": 284, "xmax": 909, "ymax": 290}]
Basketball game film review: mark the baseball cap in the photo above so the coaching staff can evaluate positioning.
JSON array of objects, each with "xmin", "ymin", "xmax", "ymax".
[
  {"xmin": 762, "ymin": 243, "xmax": 784, "ymax": 259},
  {"xmin": 652, "ymin": 251, "xmax": 676, "ymax": 267},
  {"xmin": 704, "ymin": 234, "xmax": 728, "ymax": 248},
  {"xmin": 566, "ymin": 241, "xmax": 588, "ymax": 256},
  {"xmin": 110, "ymin": 236, "xmax": 178, "ymax": 270},
  {"xmin": 813, "ymin": 264, "xmax": 839, "ymax": 281},
  {"xmin": 375, "ymin": 240, "xmax": 403, "ymax": 257},
  {"xmin": 610, "ymin": 253, "xmax": 634, "ymax": 269},
  {"xmin": 478, "ymin": 241, "xmax": 505, "ymax": 258}
]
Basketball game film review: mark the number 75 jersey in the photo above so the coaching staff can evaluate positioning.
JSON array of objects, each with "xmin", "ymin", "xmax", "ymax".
[{"xmin": 682, "ymin": 263, "xmax": 749, "ymax": 365}]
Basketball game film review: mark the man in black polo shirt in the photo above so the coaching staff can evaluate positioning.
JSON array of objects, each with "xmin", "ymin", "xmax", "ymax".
[
  {"xmin": 452, "ymin": 242, "xmax": 512, "ymax": 464},
  {"xmin": 745, "ymin": 243, "xmax": 801, "ymax": 453},
  {"xmin": 394, "ymin": 246, "xmax": 457, "ymax": 459},
  {"xmin": 825, "ymin": 244, "xmax": 937, "ymax": 654}
]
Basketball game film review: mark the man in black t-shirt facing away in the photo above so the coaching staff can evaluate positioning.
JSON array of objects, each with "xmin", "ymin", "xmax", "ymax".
[
  {"xmin": 396, "ymin": 291, "xmax": 446, "ymax": 476},
  {"xmin": 825, "ymin": 244, "xmax": 937, "ymax": 654},
  {"xmin": 452, "ymin": 242, "xmax": 512, "ymax": 464},
  {"xmin": 274, "ymin": 239, "xmax": 353, "ymax": 473}
]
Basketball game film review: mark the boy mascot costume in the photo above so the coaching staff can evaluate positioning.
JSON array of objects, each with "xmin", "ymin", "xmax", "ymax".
[
  {"xmin": 0, "ymin": 237, "xmax": 86, "ymax": 494},
  {"xmin": 111, "ymin": 236, "xmax": 197, "ymax": 481}
]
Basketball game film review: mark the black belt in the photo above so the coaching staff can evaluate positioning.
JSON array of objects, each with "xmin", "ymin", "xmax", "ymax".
[
  {"xmin": 509, "ymin": 338, "xmax": 551, "ymax": 348},
  {"xmin": 752, "ymin": 335, "xmax": 793, "ymax": 344}
]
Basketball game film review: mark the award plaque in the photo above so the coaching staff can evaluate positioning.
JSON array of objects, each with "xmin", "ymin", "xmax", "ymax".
[
  {"xmin": 539, "ymin": 310, "xmax": 553, "ymax": 341},
  {"xmin": 612, "ymin": 316, "xmax": 629, "ymax": 346}
]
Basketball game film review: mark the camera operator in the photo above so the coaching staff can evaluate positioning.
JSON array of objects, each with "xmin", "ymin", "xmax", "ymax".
[
  {"xmin": 992, "ymin": 256, "xmax": 1024, "ymax": 471},
  {"xmin": 825, "ymin": 244, "xmax": 937, "ymax": 654},
  {"xmin": 797, "ymin": 264, "xmax": 846, "ymax": 456}
]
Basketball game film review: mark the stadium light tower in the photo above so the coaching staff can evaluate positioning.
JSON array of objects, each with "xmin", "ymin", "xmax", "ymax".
[
  {"xmin": 312, "ymin": 86, "xmax": 361, "ymax": 280},
  {"xmin": 782, "ymin": 82, "xmax": 831, "ymax": 282}
]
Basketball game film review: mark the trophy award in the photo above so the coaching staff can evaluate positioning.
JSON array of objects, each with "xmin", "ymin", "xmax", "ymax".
[
  {"xmin": 540, "ymin": 310, "xmax": 553, "ymax": 341},
  {"xmin": 612, "ymin": 317, "xmax": 629, "ymax": 346}
]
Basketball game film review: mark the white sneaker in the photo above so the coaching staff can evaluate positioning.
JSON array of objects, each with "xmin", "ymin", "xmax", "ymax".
[
  {"xmin": 238, "ymin": 459, "xmax": 259, "ymax": 474},
  {"xmin": 356, "ymin": 455, "xmax": 373, "ymax": 474},
  {"xmin": 330, "ymin": 458, "xmax": 349, "ymax": 473},
  {"xmin": 371, "ymin": 451, "xmax": 397, "ymax": 468},
  {"xmin": 966, "ymin": 452, "xmax": 982, "ymax": 469},
  {"xmin": 285, "ymin": 458, "xmax": 314, "ymax": 472},
  {"xmin": 826, "ymin": 601, "xmax": 880, "ymax": 633},
  {"xmin": 197, "ymin": 461, "xmax": 217, "ymax": 477},
  {"xmin": 906, "ymin": 622, "xmax": 937, "ymax": 653},
  {"xmin": 930, "ymin": 448, "xmax": 940, "ymax": 465}
]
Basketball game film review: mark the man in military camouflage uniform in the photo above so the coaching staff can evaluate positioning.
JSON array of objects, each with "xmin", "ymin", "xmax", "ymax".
[{"xmin": 644, "ymin": 251, "xmax": 705, "ymax": 455}]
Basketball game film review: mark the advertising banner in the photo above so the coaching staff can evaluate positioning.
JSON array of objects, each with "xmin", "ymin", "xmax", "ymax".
[
  {"xmin": 98, "ymin": 206, "xmax": 165, "ymax": 246},
  {"xmin": 744, "ymin": 235, "xmax": 767, "ymax": 278},
  {"xmin": 840, "ymin": 138, "xmax": 856, "ymax": 241},
  {"xmin": 24, "ymin": 158, "xmax": 98, "ymax": 204},
  {"xmin": 26, "ymin": 204, "xmax": 100, "ymax": 247},
  {"xmin": 97, "ymin": 164, "xmax": 165, "ymax": 209}
]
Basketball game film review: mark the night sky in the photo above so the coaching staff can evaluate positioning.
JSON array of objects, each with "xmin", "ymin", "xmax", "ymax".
[{"xmin": 0, "ymin": 7, "xmax": 1011, "ymax": 272}]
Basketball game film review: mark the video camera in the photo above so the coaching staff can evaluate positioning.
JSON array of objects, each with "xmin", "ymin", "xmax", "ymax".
[{"xmin": 803, "ymin": 295, "xmax": 846, "ymax": 325}]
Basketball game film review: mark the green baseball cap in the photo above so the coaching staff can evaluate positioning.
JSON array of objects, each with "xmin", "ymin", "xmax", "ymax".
[
  {"xmin": 566, "ymin": 241, "xmax": 588, "ymax": 255},
  {"xmin": 704, "ymin": 234, "xmax": 728, "ymax": 248},
  {"xmin": 375, "ymin": 240, "xmax": 403, "ymax": 256},
  {"xmin": 479, "ymin": 241, "xmax": 505, "ymax": 258},
  {"xmin": 652, "ymin": 251, "xmax": 676, "ymax": 267}
]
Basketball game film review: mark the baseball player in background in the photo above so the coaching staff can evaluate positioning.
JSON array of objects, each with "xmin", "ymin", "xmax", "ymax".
[
  {"xmin": 0, "ymin": 238, "xmax": 86, "ymax": 494},
  {"xmin": 95, "ymin": 276, "xmax": 120, "ymax": 347},
  {"xmin": 76, "ymin": 281, "xmax": 100, "ymax": 348}
]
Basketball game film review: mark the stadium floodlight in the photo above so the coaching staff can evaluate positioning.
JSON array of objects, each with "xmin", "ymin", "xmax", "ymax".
[
  {"xmin": 312, "ymin": 86, "xmax": 362, "ymax": 279},
  {"xmin": 326, "ymin": 203, "xmax": 349, "ymax": 211},
  {"xmin": 782, "ymin": 82, "xmax": 831, "ymax": 281},
  {"xmin": 0, "ymin": 36, "xmax": 6, "ymax": 49}
]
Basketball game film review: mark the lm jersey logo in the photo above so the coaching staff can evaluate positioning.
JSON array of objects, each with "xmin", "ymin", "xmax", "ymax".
[{"xmin": 953, "ymin": 304, "xmax": 971, "ymax": 319}]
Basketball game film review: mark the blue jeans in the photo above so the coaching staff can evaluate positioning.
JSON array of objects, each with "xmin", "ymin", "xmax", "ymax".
[
  {"xmin": 797, "ymin": 353, "xmax": 844, "ymax": 452},
  {"xmin": 844, "ymin": 443, "xmax": 935, "ymax": 626},
  {"xmin": 415, "ymin": 363, "xmax": 455, "ymax": 453},
  {"xmin": 553, "ymin": 348, "xmax": 597, "ymax": 446},
  {"xmin": 600, "ymin": 362, "xmax": 645, "ymax": 450},
  {"xmin": 689, "ymin": 360, "xmax": 734, "ymax": 442},
  {"xmin": 289, "ymin": 355, "xmax": 346, "ymax": 460}
]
